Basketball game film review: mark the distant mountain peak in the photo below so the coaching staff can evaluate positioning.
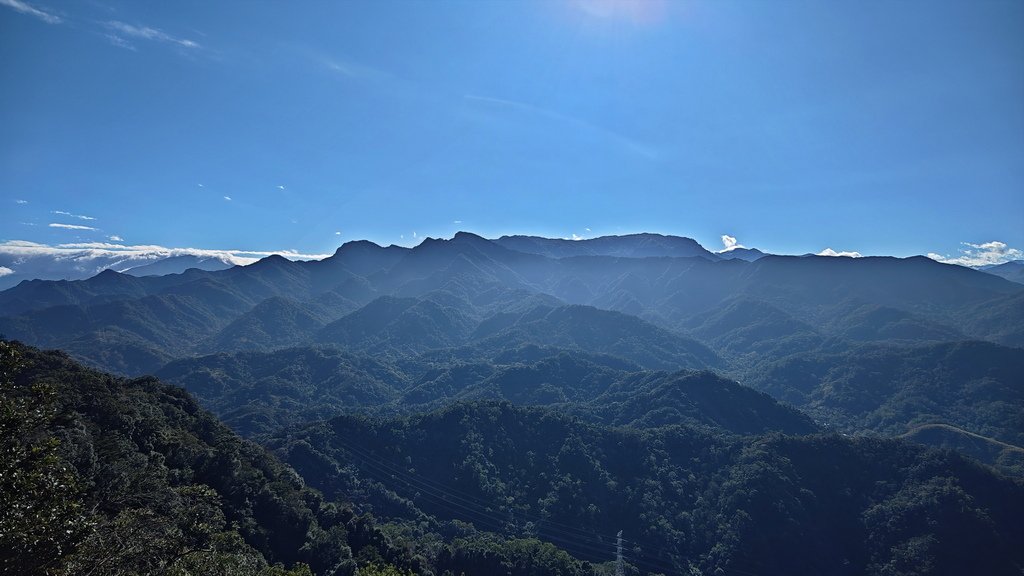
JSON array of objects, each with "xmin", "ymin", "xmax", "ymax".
[
  {"xmin": 122, "ymin": 254, "xmax": 236, "ymax": 277},
  {"xmin": 245, "ymin": 253, "xmax": 299, "ymax": 269},
  {"xmin": 452, "ymin": 231, "xmax": 489, "ymax": 243},
  {"xmin": 333, "ymin": 239, "xmax": 384, "ymax": 256},
  {"xmin": 492, "ymin": 232, "xmax": 719, "ymax": 260}
]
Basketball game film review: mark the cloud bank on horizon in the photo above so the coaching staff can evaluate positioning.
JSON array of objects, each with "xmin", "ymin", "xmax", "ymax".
[
  {"xmin": 928, "ymin": 241, "xmax": 1024, "ymax": 268},
  {"xmin": 0, "ymin": 239, "xmax": 331, "ymax": 288},
  {"xmin": 0, "ymin": 232, "xmax": 1022, "ymax": 290}
]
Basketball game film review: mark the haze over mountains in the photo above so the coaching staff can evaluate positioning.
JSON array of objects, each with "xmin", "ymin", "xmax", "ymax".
[
  {"xmin": 4, "ymin": 231, "xmax": 1024, "ymax": 574},
  {"xmin": 5, "ymin": 232, "xmax": 1021, "ymax": 292}
]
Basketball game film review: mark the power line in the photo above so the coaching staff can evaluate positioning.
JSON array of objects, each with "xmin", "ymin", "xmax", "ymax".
[{"xmin": 323, "ymin": 435, "xmax": 681, "ymax": 573}]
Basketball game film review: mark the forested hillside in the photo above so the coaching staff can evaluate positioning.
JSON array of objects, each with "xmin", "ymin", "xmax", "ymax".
[
  {"xmin": 5, "ymin": 340, "xmax": 1023, "ymax": 576},
  {"xmin": 269, "ymin": 401, "xmax": 1024, "ymax": 575},
  {"xmin": 2, "ymin": 232, "xmax": 1024, "ymax": 575},
  {"xmin": 0, "ymin": 341, "xmax": 616, "ymax": 576}
]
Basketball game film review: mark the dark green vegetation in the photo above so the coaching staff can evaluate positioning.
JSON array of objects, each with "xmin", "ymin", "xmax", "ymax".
[
  {"xmin": 270, "ymin": 401, "xmax": 1024, "ymax": 575},
  {"xmin": 6, "ymin": 341, "xmax": 1024, "ymax": 575},
  {"xmin": 0, "ymin": 341, "xmax": 623, "ymax": 576},
  {"xmin": 2, "ymin": 233, "xmax": 1024, "ymax": 575},
  {"xmin": 155, "ymin": 345, "xmax": 814, "ymax": 438}
]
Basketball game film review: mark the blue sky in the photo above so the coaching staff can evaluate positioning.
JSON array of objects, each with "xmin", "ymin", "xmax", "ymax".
[{"xmin": 2, "ymin": 0, "xmax": 1022, "ymax": 264}]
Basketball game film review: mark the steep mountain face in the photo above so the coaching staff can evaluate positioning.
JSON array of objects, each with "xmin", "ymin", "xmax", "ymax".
[
  {"xmin": 270, "ymin": 401, "xmax": 1024, "ymax": 576},
  {"xmin": 492, "ymin": 233, "xmax": 719, "ymax": 259},
  {"xmin": 981, "ymin": 260, "xmax": 1024, "ymax": 284}
]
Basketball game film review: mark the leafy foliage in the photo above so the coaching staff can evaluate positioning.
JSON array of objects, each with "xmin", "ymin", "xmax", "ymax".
[{"xmin": 270, "ymin": 401, "xmax": 1024, "ymax": 575}]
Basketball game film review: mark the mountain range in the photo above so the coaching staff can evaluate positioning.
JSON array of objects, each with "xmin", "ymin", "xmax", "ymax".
[
  {"xmin": 982, "ymin": 260, "xmax": 1024, "ymax": 284},
  {"xmin": 3, "ymin": 231, "xmax": 1024, "ymax": 575},
  {"xmin": 7, "ymin": 341, "xmax": 1024, "ymax": 575},
  {"xmin": 1, "ymin": 232, "xmax": 1021, "ymax": 453}
]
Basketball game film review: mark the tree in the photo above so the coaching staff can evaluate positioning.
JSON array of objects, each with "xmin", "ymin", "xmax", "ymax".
[{"xmin": 0, "ymin": 341, "xmax": 88, "ymax": 575}]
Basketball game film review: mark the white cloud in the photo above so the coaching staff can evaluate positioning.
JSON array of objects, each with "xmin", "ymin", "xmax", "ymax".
[
  {"xmin": 15, "ymin": 199, "xmax": 29, "ymax": 204},
  {"xmin": 109, "ymin": 235, "xmax": 123, "ymax": 242},
  {"xmin": 585, "ymin": 227, "xmax": 591, "ymax": 232},
  {"xmin": 49, "ymin": 223, "xmax": 98, "ymax": 231},
  {"xmin": 105, "ymin": 20, "xmax": 199, "ymax": 49},
  {"xmin": 571, "ymin": 233, "xmax": 583, "ymax": 241},
  {"xmin": 53, "ymin": 210, "xmax": 96, "ymax": 220},
  {"xmin": 817, "ymin": 248, "xmax": 863, "ymax": 258},
  {"xmin": 277, "ymin": 185, "xmax": 286, "ymax": 190},
  {"xmin": 0, "ymin": 266, "xmax": 13, "ymax": 277},
  {"xmin": 334, "ymin": 231, "xmax": 341, "ymax": 235},
  {"xmin": 412, "ymin": 231, "xmax": 418, "ymax": 238},
  {"xmin": 717, "ymin": 234, "xmax": 747, "ymax": 253},
  {"xmin": 927, "ymin": 241, "xmax": 1024, "ymax": 268},
  {"xmin": 0, "ymin": 0, "xmax": 61, "ymax": 24},
  {"xmin": 453, "ymin": 220, "xmax": 463, "ymax": 224},
  {"xmin": 104, "ymin": 34, "xmax": 137, "ymax": 51},
  {"xmin": 0, "ymin": 240, "xmax": 329, "ymax": 263},
  {"xmin": 223, "ymin": 196, "xmax": 232, "ymax": 201},
  {"xmin": 197, "ymin": 183, "xmax": 204, "ymax": 188},
  {"xmin": 0, "ymin": 240, "xmax": 332, "ymax": 286}
]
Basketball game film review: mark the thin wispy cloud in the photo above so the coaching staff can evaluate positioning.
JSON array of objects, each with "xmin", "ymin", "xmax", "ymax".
[
  {"xmin": 223, "ymin": 196, "xmax": 232, "ymax": 201},
  {"xmin": 928, "ymin": 241, "xmax": 1023, "ymax": 268},
  {"xmin": 105, "ymin": 20, "xmax": 200, "ymax": 50},
  {"xmin": 817, "ymin": 248, "xmax": 862, "ymax": 258},
  {"xmin": 15, "ymin": 199, "xmax": 29, "ymax": 204},
  {"xmin": 104, "ymin": 33, "xmax": 137, "ymax": 51},
  {"xmin": 109, "ymin": 235, "xmax": 123, "ymax": 242},
  {"xmin": 0, "ymin": 0, "xmax": 61, "ymax": 24},
  {"xmin": 464, "ymin": 94, "xmax": 658, "ymax": 159},
  {"xmin": 49, "ymin": 223, "xmax": 98, "ymax": 231},
  {"xmin": 53, "ymin": 210, "xmax": 96, "ymax": 220}
]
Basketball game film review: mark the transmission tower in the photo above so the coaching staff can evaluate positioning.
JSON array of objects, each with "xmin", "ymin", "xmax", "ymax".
[{"xmin": 615, "ymin": 530, "xmax": 624, "ymax": 576}]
